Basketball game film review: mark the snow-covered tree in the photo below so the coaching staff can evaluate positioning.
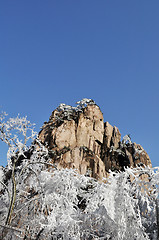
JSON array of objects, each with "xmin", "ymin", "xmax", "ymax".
[{"xmin": 0, "ymin": 111, "xmax": 159, "ymax": 239}]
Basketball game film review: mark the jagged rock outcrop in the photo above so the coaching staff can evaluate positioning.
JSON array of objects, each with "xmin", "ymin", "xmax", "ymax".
[{"xmin": 39, "ymin": 99, "xmax": 152, "ymax": 180}]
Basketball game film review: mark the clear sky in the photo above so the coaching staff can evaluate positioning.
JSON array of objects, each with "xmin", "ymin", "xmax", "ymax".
[{"xmin": 0, "ymin": 1, "xmax": 159, "ymax": 167}]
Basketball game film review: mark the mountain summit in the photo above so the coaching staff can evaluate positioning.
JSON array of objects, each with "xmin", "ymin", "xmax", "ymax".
[{"xmin": 39, "ymin": 98, "xmax": 152, "ymax": 180}]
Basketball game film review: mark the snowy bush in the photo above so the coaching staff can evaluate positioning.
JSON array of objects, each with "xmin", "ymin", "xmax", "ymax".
[
  {"xmin": 54, "ymin": 98, "xmax": 96, "ymax": 122},
  {"xmin": 0, "ymin": 111, "xmax": 159, "ymax": 239}
]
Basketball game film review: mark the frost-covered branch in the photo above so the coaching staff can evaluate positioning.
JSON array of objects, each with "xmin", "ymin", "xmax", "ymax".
[
  {"xmin": 0, "ymin": 113, "xmax": 37, "ymax": 169},
  {"xmin": 0, "ymin": 180, "xmax": 11, "ymax": 201},
  {"xmin": 1, "ymin": 110, "xmax": 159, "ymax": 239},
  {"xmin": 0, "ymin": 223, "xmax": 24, "ymax": 233}
]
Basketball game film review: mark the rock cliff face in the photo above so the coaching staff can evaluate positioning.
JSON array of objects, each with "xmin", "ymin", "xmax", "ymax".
[{"xmin": 39, "ymin": 99, "xmax": 152, "ymax": 180}]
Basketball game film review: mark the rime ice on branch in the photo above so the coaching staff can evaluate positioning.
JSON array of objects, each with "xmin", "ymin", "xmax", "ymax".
[{"xmin": 0, "ymin": 99, "xmax": 157, "ymax": 240}]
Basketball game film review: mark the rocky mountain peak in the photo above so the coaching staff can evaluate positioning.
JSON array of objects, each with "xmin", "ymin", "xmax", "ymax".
[{"xmin": 39, "ymin": 99, "xmax": 152, "ymax": 180}]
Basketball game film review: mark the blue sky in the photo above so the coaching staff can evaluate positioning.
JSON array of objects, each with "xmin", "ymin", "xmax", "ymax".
[{"xmin": 0, "ymin": 1, "xmax": 159, "ymax": 167}]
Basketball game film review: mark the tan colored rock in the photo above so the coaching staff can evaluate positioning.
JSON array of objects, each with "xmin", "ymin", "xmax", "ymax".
[
  {"xmin": 38, "ymin": 100, "xmax": 152, "ymax": 181},
  {"xmin": 76, "ymin": 105, "xmax": 104, "ymax": 155},
  {"xmin": 133, "ymin": 143, "xmax": 152, "ymax": 168},
  {"xmin": 103, "ymin": 122, "xmax": 114, "ymax": 148},
  {"xmin": 112, "ymin": 126, "xmax": 121, "ymax": 148},
  {"xmin": 103, "ymin": 122, "xmax": 121, "ymax": 149},
  {"xmin": 52, "ymin": 120, "xmax": 76, "ymax": 149},
  {"xmin": 55, "ymin": 147, "xmax": 106, "ymax": 180},
  {"xmin": 125, "ymin": 149, "xmax": 134, "ymax": 167}
]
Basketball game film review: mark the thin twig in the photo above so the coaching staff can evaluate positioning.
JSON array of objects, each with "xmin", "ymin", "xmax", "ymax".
[
  {"xmin": 0, "ymin": 223, "xmax": 24, "ymax": 233},
  {"xmin": 12, "ymin": 196, "xmax": 40, "ymax": 221},
  {"xmin": 0, "ymin": 180, "xmax": 11, "ymax": 201},
  {"xmin": 17, "ymin": 161, "xmax": 56, "ymax": 183}
]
